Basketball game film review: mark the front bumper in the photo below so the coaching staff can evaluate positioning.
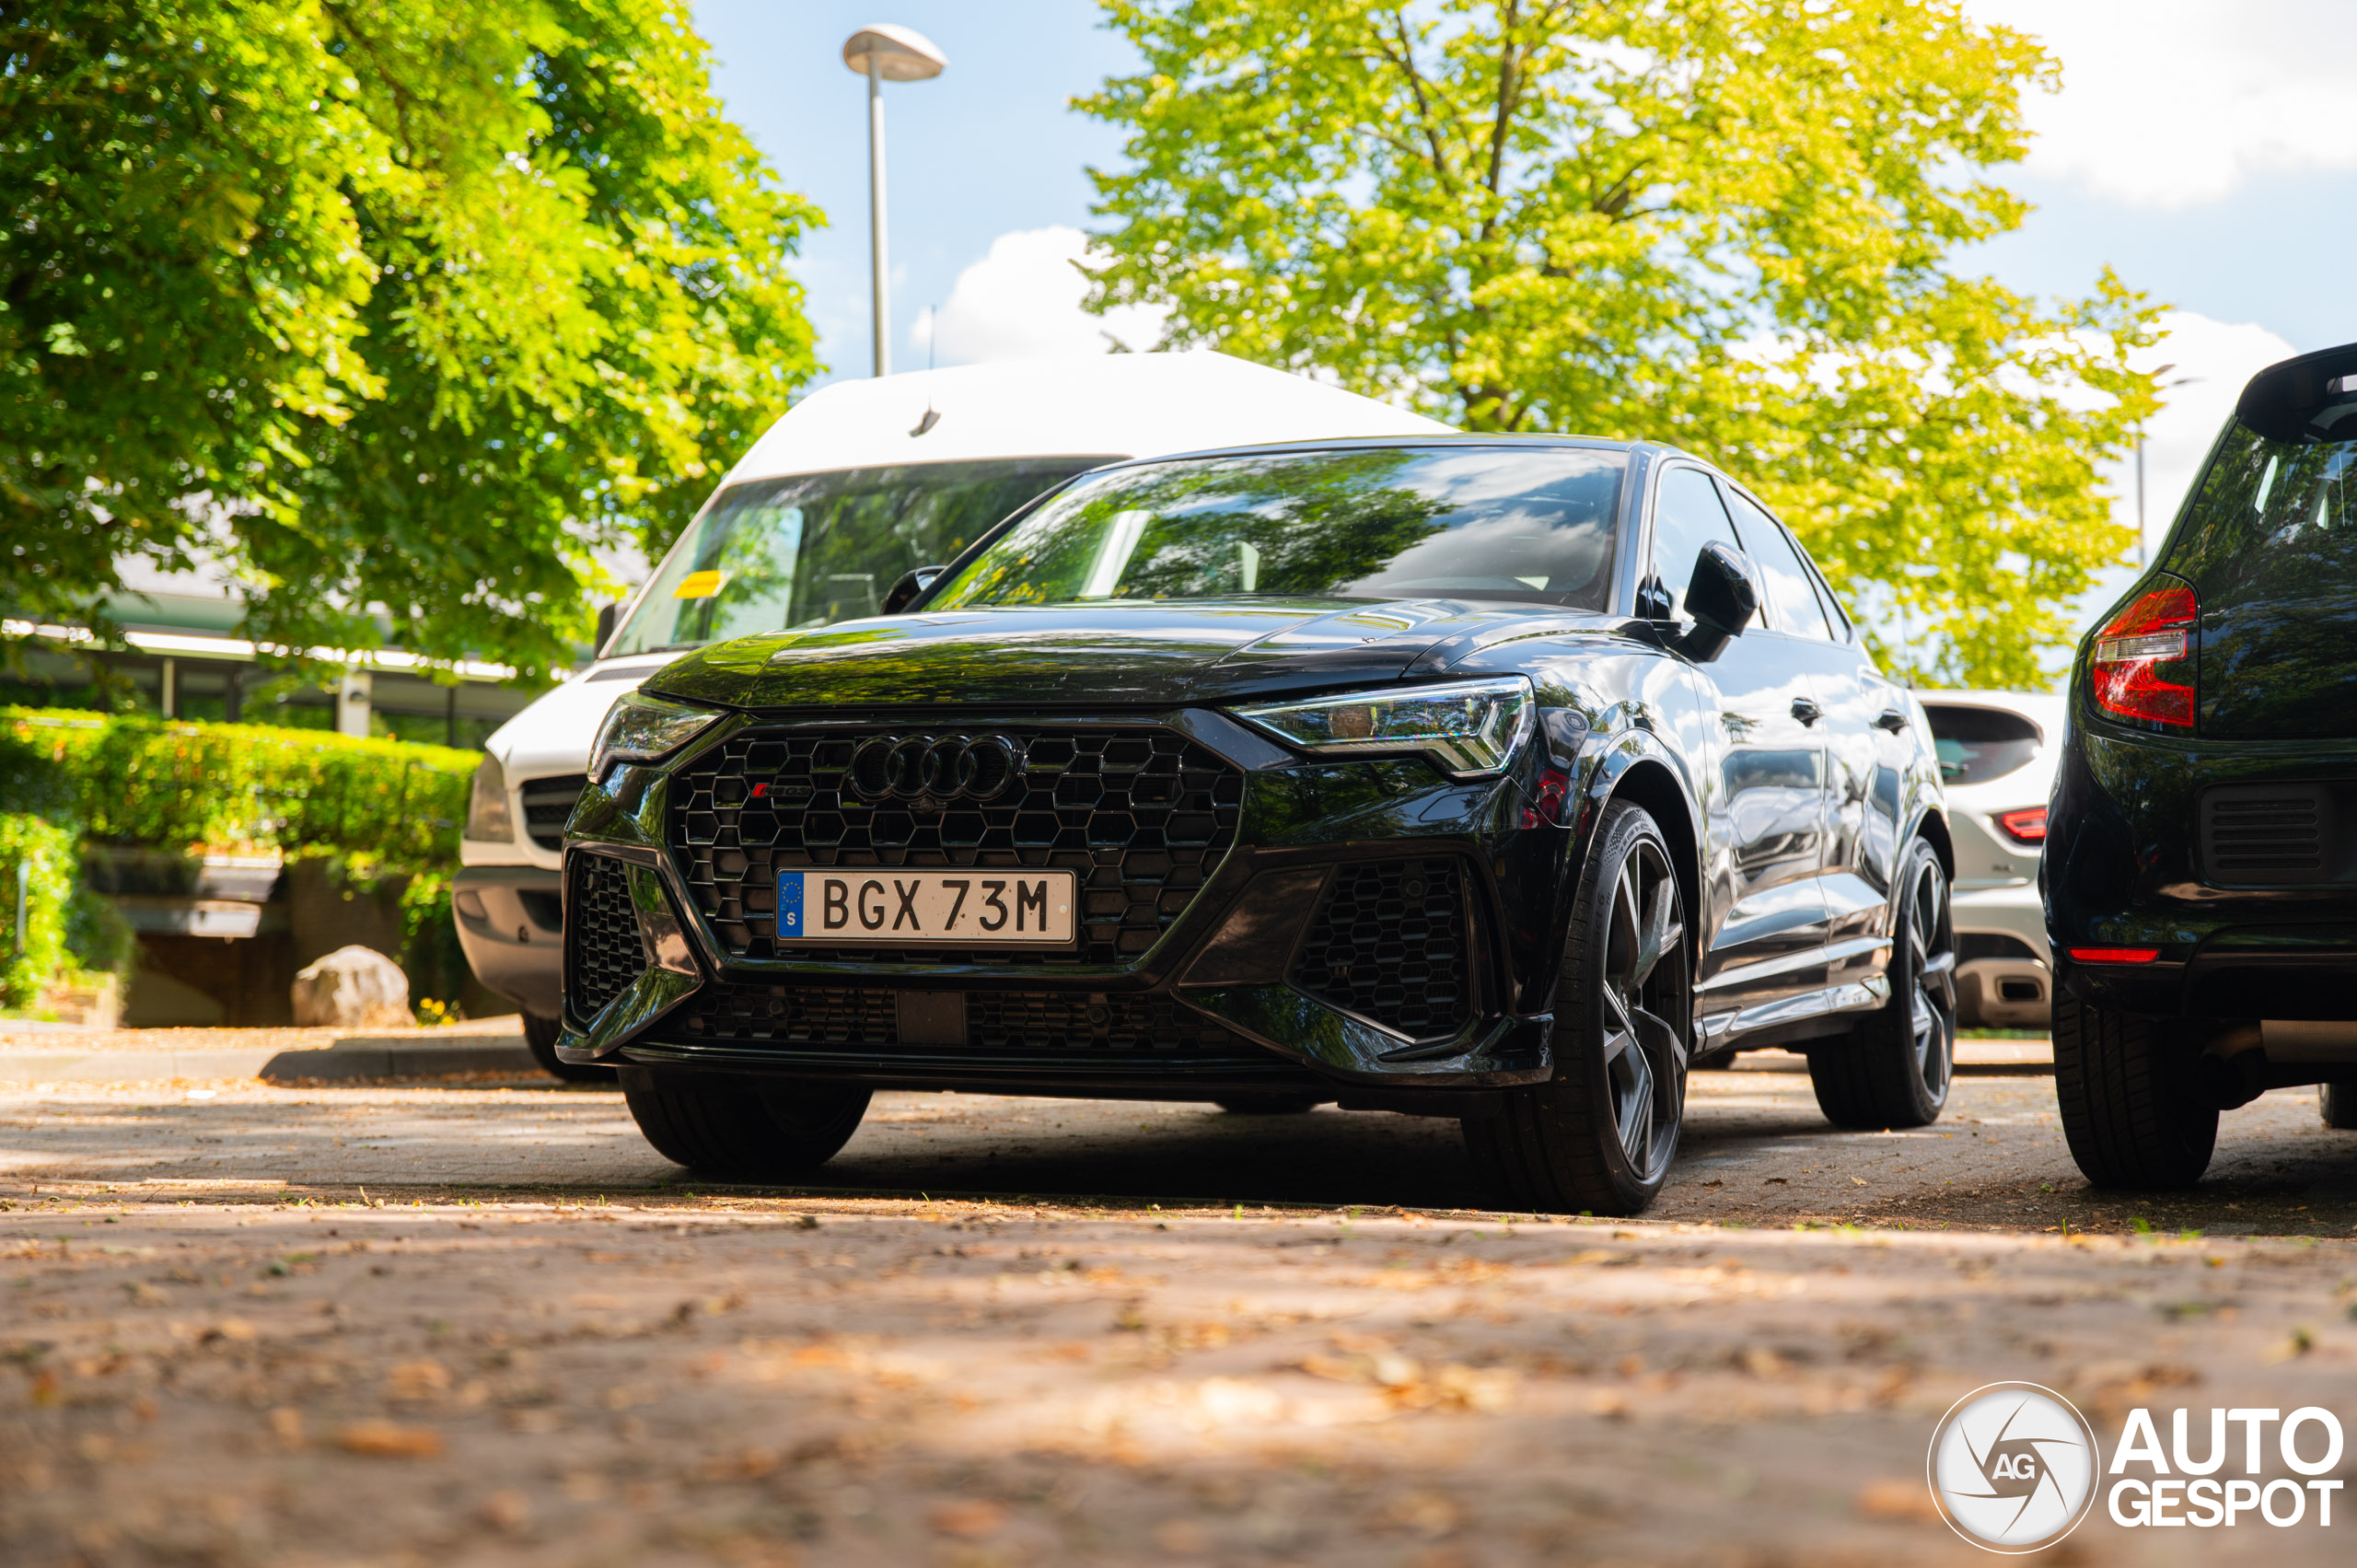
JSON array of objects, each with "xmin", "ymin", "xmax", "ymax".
[
  {"xmin": 452, "ymin": 865, "xmax": 563, "ymax": 1017},
  {"xmin": 552, "ymin": 707, "xmax": 1590, "ymax": 1105}
]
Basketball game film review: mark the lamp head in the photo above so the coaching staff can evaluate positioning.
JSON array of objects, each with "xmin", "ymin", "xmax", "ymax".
[{"xmin": 842, "ymin": 24, "xmax": 947, "ymax": 82}]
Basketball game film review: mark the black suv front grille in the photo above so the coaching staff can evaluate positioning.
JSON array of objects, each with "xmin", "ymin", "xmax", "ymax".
[
  {"xmin": 1289, "ymin": 857, "xmax": 1471, "ymax": 1040},
  {"xmin": 522, "ymin": 773, "xmax": 588, "ymax": 853},
  {"xmin": 662, "ymin": 983, "xmax": 1270, "ymax": 1066},
  {"xmin": 565, "ymin": 854, "xmax": 647, "ymax": 1023},
  {"xmin": 668, "ymin": 726, "xmax": 1243, "ymax": 966}
]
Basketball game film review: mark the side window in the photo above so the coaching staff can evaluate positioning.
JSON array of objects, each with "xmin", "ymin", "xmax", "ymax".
[
  {"xmin": 1724, "ymin": 488, "xmax": 1831, "ymax": 639},
  {"xmin": 1647, "ymin": 466, "xmax": 1747, "ymax": 619}
]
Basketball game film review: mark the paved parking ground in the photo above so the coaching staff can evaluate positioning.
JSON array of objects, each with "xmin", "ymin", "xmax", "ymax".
[{"xmin": 4, "ymin": 1063, "xmax": 2353, "ymax": 1566}]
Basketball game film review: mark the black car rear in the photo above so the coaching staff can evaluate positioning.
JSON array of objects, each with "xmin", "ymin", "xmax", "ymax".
[{"xmin": 2046, "ymin": 340, "xmax": 2357, "ymax": 1184}]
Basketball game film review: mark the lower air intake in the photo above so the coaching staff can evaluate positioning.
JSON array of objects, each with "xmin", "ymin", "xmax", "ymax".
[
  {"xmin": 1289, "ymin": 857, "xmax": 1471, "ymax": 1040},
  {"xmin": 565, "ymin": 855, "xmax": 647, "ymax": 1024}
]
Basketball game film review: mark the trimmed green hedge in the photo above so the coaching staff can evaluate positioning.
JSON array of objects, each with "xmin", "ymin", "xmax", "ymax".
[
  {"xmin": 0, "ymin": 814, "xmax": 73, "ymax": 1009},
  {"xmin": 0, "ymin": 707, "xmax": 474, "ymax": 868},
  {"xmin": 0, "ymin": 708, "xmax": 482, "ymax": 1015}
]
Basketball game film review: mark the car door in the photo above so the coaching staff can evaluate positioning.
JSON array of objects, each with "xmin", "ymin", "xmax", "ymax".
[
  {"xmin": 1719, "ymin": 484, "xmax": 1901, "ymax": 1001},
  {"xmin": 1643, "ymin": 464, "xmax": 1829, "ymax": 1034}
]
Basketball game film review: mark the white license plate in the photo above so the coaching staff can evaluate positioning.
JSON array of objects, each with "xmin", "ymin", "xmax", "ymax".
[{"xmin": 775, "ymin": 869, "xmax": 1078, "ymax": 946}]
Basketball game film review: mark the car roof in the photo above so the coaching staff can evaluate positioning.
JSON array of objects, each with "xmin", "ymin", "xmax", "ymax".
[{"xmin": 726, "ymin": 351, "xmax": 1457, "ymax": 482}]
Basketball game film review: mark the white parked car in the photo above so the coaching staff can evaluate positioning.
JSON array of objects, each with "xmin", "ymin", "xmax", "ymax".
[
  {"xmin": 1921, "ymin": 691, "xmax": 2064, "ymax": 1029},
  {"xmin": 454, "ymin": 351, "xmax": 1454, "ymax": 1077}
]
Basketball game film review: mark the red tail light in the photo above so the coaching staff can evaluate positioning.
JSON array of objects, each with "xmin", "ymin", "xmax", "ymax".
[
  {"xmin": 2091, "ymin": 585, "xmax": 2197, "ymax": 727},
  {"xmin": 1996, "ymin": 806, "xmax": 2047, "ymax": 844},
  {"xmin": 2068, "ymin": 947, "xmax": 2160, "ymax": 964}
]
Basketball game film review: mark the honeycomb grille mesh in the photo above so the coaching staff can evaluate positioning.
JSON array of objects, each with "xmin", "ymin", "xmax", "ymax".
[
  {"xmin": 668, "ymin": 726, "xmax": 1243, "ymax": 966},
  {"xmin": 664, "ymin": 984, "xmax": 1265, "ymax": 1064},
  {"xmin": 1289, "ymin": 858, "xmax": 1470, "ymax": 1040},
  {"xmin": 565, "ymin": 854, "xmax": 647, "ymax": 1022}
]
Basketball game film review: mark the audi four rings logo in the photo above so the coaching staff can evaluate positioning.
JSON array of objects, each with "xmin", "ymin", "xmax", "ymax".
[{"xmin": 848, "ymin": 735, "xmax": 1026, "ymax": 802}]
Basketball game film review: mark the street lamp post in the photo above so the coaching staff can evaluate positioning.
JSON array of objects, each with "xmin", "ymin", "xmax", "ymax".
[
  {"xmin": 842, "ymin": 25, "xmax": 947, "ymax": 378},
  {"xmin": 2135, "ymin": 363, "xmax": 2202, "ymax": 569}
]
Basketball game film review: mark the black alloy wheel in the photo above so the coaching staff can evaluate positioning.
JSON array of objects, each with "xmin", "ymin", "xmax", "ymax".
[
  {"xmin": 624, "ymin": 1075, "xmax": 873, "ymax": 1180},
  {"xmin": 2052, "ymin": 993, "xmax": 2218, "ymax": 1187},
  {"xmin": 1808, "ymin": 837, "xmax": 1956, "ymax": 1130},
  {"xmin": 523, "ymin": 1013, "xmax": 615, "ymax": 1084},
  {"xmin": 1464, "ymin": 799, "xmax": 1692, "ymax": 1215}
]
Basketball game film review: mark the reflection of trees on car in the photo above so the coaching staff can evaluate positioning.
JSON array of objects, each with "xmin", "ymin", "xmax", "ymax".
[{"xmin": 936, "ymin": 447, "xmax": 1621, "ymax": 610}]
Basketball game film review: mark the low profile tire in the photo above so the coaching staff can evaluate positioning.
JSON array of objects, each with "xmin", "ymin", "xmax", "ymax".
[
  {"xmin": 2319, "ymin": 1082, "xmax": 2357, "ymax": 1131},
  {"xmin": 1807, "ymin": 837, "xmax": 1955, "ymax": 1130},
  {"xmin": 2051, "ymin": 993, "xmax": 2217, "ymax": 1187},
  {"xmin": 523, "ymin": 1013, "xmax": 615, "ymax": 1084},
  {"xmin": 624, "ymin": 1077, "xmax": 872, "ymax": 1180},
  {"xmin": 1213, "ymin": 1094, "xmax": 1323, "ymax": 1116},
  {"xmin": 1463, "ymin": 799, "xmax": 1692, "ymax": 1216}
]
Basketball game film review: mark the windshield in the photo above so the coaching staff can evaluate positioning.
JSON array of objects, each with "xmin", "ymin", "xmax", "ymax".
[
  {"xmin": 927, "ymin": 446, "xmax": 1624, "ymax": 611},
  {"xmin": 607, "ymin": 458, "xmax": 1110, "ymax": 656}
]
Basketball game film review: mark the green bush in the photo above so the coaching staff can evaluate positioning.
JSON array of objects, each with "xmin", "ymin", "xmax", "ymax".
[
  {"xmin": 0, "ymin": 707, "xmax": 474, "ymax": 870},
  {"xmin": 0, "ymin": 814, "xmax": 74, "ymax": 1010}
]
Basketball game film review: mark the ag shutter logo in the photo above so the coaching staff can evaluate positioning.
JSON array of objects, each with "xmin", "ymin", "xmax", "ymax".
[{"xmin": 1927, "ymin": 1383, "xmax": 2102, "ymax": 1552}]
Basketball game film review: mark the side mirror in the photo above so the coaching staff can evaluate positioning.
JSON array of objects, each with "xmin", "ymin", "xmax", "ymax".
[
  {"xmin": 882, "ymin": 565, "xmax": 947, "ymax": 615},
  {"xmin": 593, "ymin": 601, "xmax": 620, "ymax": 658},
  {"xmin": 1677, "ymin": 541, "xmax": 1757, "ymax": 661}
]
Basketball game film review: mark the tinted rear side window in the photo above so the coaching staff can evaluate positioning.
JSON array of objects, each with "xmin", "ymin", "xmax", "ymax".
[
  {"xmin": 1924, "ymin": 704, "xmax": 2042, "ymax": 786},
  {"xmin": 2165, "ymin": 412, "xmax": 2357, "ymax": 738}
]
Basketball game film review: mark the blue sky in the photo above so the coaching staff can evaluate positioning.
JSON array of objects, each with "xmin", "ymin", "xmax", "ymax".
[{"xmin": 692, "ymin": 1, "xmax": 2357, "ymax": 579}]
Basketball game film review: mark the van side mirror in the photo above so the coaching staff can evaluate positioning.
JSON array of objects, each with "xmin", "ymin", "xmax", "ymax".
[
  {"xmin": 593, "ymin": 601, "xmax": 620, "ymax": 658},
  {"xmin": 1678, "ymin": 542, "xmax": 1758, "ymax": 661},
  {"xmin": 882, "ymin": 566, "xmax": 946, "ymax": 615}
]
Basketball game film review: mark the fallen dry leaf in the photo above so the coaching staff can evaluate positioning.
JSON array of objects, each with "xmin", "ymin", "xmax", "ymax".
[
  {"xmin": 383, "ymin": 1360, "xmax": 451, "ymax": 1401},
  {"xmin": 1855, "ymin": 1478, "xmax": 1939, "ymax": 1523},
  {"xmin": 925, "ymin": 1499, "xmax": 1006, "ymax": 1539},
  {"xmin": 336, "ymin": 1422, "xmax": 445, "ymax": 1458}
]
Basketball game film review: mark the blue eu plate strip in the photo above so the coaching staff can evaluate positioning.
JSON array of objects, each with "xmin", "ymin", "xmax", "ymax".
[{"xmin": 775, "ymin": 870, "xmax": 803, "ymax": 937}]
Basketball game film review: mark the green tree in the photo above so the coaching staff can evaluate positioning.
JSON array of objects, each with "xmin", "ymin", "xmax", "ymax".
[
  {"xmin": 1, "ymin": 0, "xmax": 819, "ymax": 681},
  {"xmin": 1080, "ymin": 0, "xmax": 2162, "ymax": 685}
]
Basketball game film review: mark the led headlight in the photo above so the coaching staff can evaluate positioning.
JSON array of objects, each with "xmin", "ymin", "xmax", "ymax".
[
  {"xmin": 1234, "ymin": 676, "xmax": 1535, "ymax": 777},
  {"xmin": 588, "ymin": 690, "xmax": 724, "ymax": 782}
]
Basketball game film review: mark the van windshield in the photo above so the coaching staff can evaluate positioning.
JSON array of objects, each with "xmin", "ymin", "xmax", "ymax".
[{"xmin": 606, "ymin": 458, "xmax": 1111, "ymax": 656}]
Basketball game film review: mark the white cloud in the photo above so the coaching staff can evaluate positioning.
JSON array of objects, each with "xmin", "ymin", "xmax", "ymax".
[
  {"xmin": 1969, "ymin": 1, "xmax": 2357, "ymax": 208},
  {"xmin": 911, "ymin": 226, "xmax": 1167, "ymax": 365}
]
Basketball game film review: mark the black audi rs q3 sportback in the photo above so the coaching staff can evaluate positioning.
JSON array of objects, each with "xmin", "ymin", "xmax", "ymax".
[
  {"xmin": 2047, "ymin": 341, "xmax": 2357, "ymax": 1187},
  {"xmin": 562, "ymin": 438, "xmax": 1951, "ymax": 1214}
]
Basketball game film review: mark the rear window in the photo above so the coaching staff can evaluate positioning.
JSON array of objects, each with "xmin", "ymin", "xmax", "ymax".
[
  {"xmin": 2163, "ymin": 409, "xmax": 2357, "ymax": 738},
  {"xmin": 1924, "ymin": 704, "xmax": 2042, "ymax": 786}
]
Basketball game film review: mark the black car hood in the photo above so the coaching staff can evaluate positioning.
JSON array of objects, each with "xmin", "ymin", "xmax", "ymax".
[{"xmin": 643, "ymin": 598, "xmax": 1618, "ymax": 710}]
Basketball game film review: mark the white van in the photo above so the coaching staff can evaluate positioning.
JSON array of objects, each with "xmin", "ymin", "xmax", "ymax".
[{"xmin": 454, "ymin": 351, "xmax": 1453, "ymax": 1075}]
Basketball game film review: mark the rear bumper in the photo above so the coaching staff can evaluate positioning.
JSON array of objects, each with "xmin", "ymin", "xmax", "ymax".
[
  {"xmin": 1952, "ymin": 883, "xmax": 2051, "ymax": 1027},
  {"xmin": 2045, "ymin": 701, "xmax": 2357, "ymax": 1020},
  {"xmin": 452, "ymin": 866, "xmax": 563, "ymax": 1018}
]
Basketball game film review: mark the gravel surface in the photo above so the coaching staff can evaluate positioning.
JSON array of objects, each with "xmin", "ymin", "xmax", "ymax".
[{"xmin": 3, "ymin": 1066, "xmax": 2353, "ymax": 1565}]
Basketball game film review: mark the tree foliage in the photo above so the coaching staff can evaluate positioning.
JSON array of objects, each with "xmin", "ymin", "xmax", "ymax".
[
  {"xmin": 1080, "ymin": 0, "xmax": 2162, "ymax": 684},
  {"xmin": 0, "ymin": 1, "xmax": 819, "ymax": 681}
]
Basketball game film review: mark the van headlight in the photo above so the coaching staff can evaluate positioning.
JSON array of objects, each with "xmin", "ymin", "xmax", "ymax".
[
  {"xmin": 589, "ymin": 691, "xmax": 725, "ymax": 782},
  {"xmin": 463, "ymin": 754, "xmax": 513, "ymax": 842},
  {"xmin": 1233, "ymin": 676, "xmax": 1535, "ymax": 777}
]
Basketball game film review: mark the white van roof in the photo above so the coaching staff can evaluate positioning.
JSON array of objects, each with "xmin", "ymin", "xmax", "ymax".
[{"xmin": 727, "ymin": 350, "xmax": 1455, "ymax": 482}]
